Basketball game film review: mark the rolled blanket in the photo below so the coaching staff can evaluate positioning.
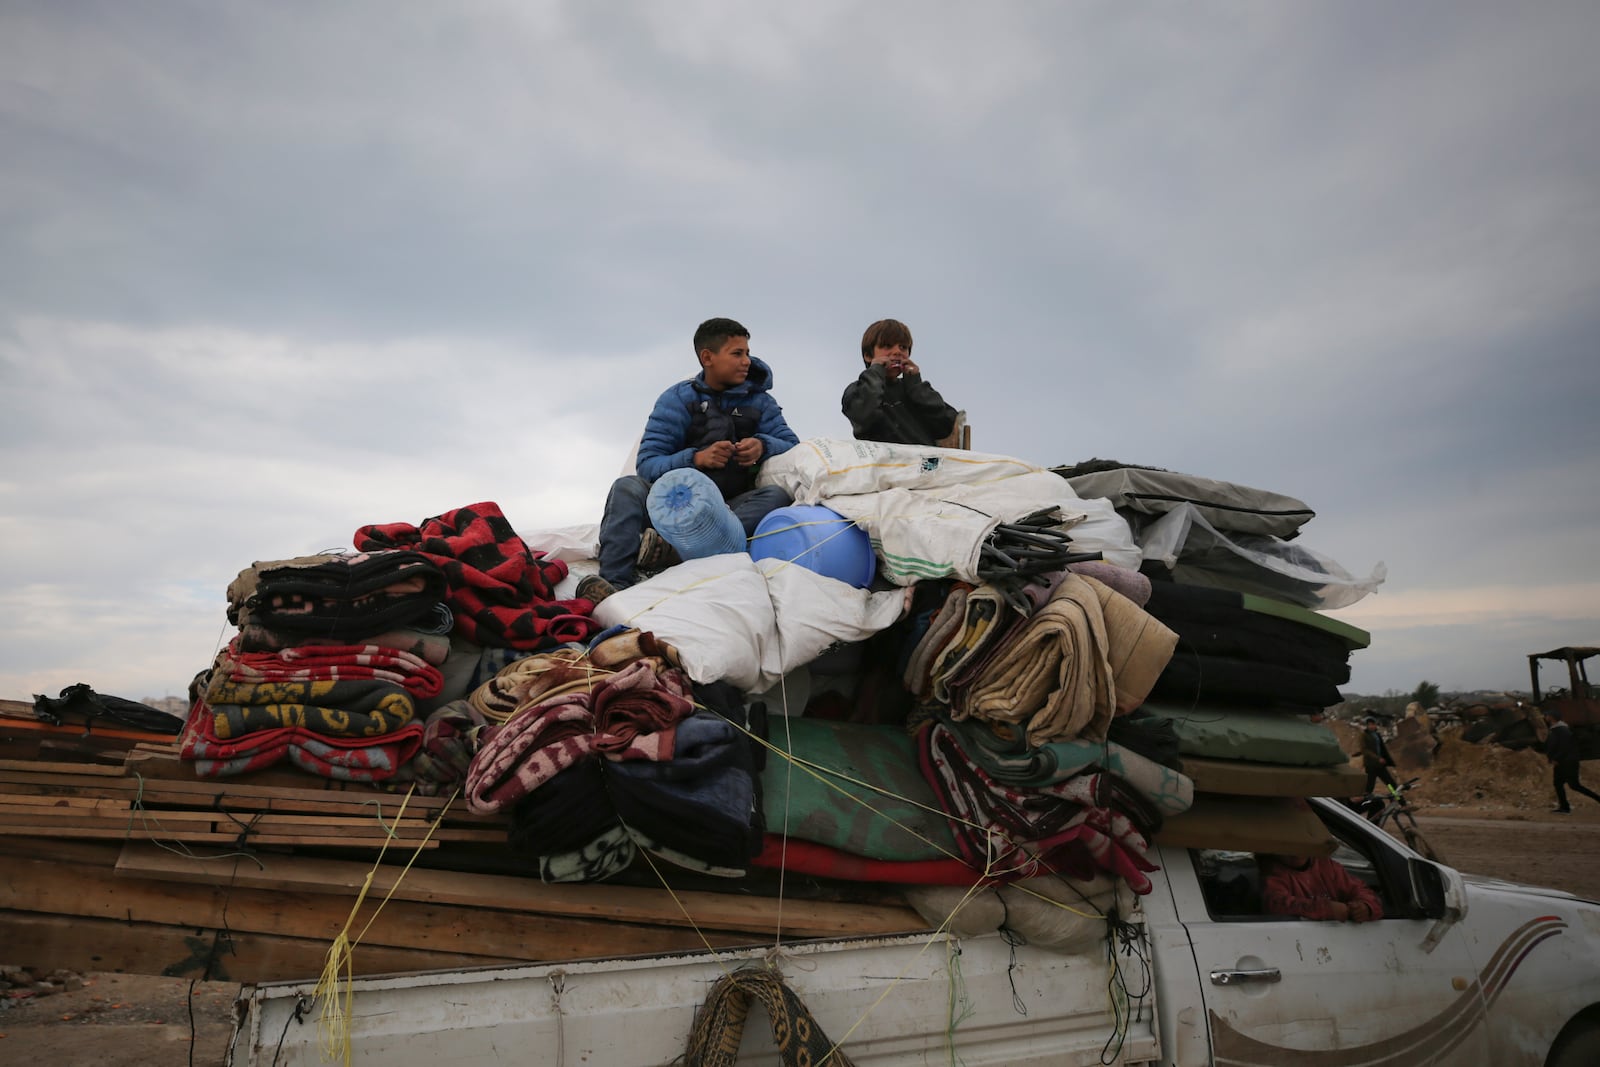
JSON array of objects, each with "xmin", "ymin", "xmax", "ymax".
[
  {"xmin": 402, "ymin": 699, "xmax": 491, "ymax": 794},
  {"xmin": 902, "ymin": 584, "xmax": 971, "ymax": 698},
  {"xmin": 1083, "ymin": 575, "xmax": 1178, "ymax": 714},
  {"xmin": 203, "ymin": 677, "xmax": 418, "ymax": 740},
  {"xmin": 930, "ymin": 585, "xmax": 1006, "ymax": 704},
  {"xmin": 936, "ymin": 711, "xmax": 1193, "ymax": 817},
  {"xmin": 917, "ymin": 720, "xmax": 1159, "ymax": 892},
  {"xmin": 354, "ymin": 501, "xmax": 599, "ymax": 651},
  {"xmin": 463, "ymin": 692, "xmax": 597, "ymax": 813},
  {"xmin": 943, "ymin": 574, "xmax": 1064, "ymax": 710},
  {"xmin": 587, "ymin": 625, "xmax": 683, "ymax": 672},
  {"xmin": 468, "ymin": 649, "xmax": 600, "ymax": 723},
  {"xmin": 1067, "ymin": 560, "xmax": 1152, "ymax": 606},
  {"xmin": 958, "ymin": 572, "xmax": 1117, "ymax": 745},
  {"xmin": 181, "ymin": 700, "xmax": 422, "ymax": 782},
  {"xmin": 591, "ymin": 658, "xmax": 695, "ymax": 762}
]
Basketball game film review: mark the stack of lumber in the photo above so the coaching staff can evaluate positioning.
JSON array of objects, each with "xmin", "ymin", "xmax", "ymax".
[{"xmin": 0, "ymin": 715, "xmax": 932, "ymax": 983}]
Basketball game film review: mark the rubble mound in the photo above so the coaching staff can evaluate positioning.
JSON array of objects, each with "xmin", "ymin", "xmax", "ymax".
[{"xmin": 1419, "ymin": 731, "xmax": 1551, "ymax": 812}]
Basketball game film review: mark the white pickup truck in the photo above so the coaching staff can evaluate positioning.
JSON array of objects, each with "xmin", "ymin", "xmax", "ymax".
[{"xmin": 230, "ymin": 796, "xmax": 1600, "ymax": 1066}]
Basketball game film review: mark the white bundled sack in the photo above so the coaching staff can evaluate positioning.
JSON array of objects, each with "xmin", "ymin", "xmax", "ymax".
[
  {"xmin": 759, "ymin": 439, "xmax": 1141, "ymax": 584},
  {"xmin": 591, "ymin": 553, "xmax": 906, "ymax": 691},
  {"xmin": 758, "ymin": 438, "xmax": 1041, "ymax": 500}
]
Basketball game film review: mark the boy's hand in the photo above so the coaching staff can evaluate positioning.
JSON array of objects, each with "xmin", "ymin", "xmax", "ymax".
[
  {"xmin": 733, "ymin": 438, "xmax": 764, "ymax": 466},
  {"xmin": 869, "ymin": 351, "xmax": 906, "ymax": 379},
  {"xmin": 695, "ymin": 441, "xmax": 734, "ymax": 469},
  {"xmin": 1349, "ymin": 900, "xmax": 1376, "ymax": 923},
  {"xmin": 902, "ymin": 358, "xmax": 920, "ymax": 377},
  {"xmin": 1327, "ymin": 901, "xmax": 1350, "ymax": 921}
]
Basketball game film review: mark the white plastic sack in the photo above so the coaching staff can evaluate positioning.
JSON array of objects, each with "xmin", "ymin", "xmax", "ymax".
[
  {"xmin": 1139, "ymin": 503, "xmax": 1386, "ymax": 610},
  {"xmin": 759, "ymin": 439, "xmax": 1141, "ymax": 584},
  {"xmin": 759, "ymin": 438, "xmax": 1042, "ymax": 501},
  {"xmin": 819, "ymin": 470, "xmax": 1142, "ymax": 584},
  {"xmin": 591, "ymin": 553, "xmax": 906, "ymax": 691},
  {"xmin": 518, "ymin": 523, "xmax": 600, "ymax": 563}
]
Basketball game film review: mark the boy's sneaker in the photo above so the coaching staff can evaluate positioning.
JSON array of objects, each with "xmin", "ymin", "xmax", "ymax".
[
  {"xmin": 637, "ymin": 529, "xmax": 680, "ymax": 573},
  {"xmin": 1551, "ymin": 807, "xmax": 1572, "ymax": 814},
  {"xmin": 577, "ymin": 574, "xmax": 616, "ymax": 606}
]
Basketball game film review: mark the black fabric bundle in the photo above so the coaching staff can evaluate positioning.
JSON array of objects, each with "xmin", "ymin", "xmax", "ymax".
[
  {"xmin": 508, "ymin": 759, "xmax": 621, "ymax": 856},
  {"xmin": 607, "ymin": 711, "xmax": 765, "ymax": 870},
  {"xmin": 227, "ymin": 550, "xmax": 447, "ymax": 641},
  {"xmin": 32, "ymin": 683, "xmax": 185, "ymax": 734}
]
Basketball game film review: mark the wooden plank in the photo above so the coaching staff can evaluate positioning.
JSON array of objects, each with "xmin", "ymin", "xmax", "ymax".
[
  {"xmin": 0, "ymin": 809, "xmax": 452, "ymax": 837},
  {"xmin": 1182, "ymin": 756, "xmax": 1366, "ymax": 798},
  {"xmin": 0, "ymin": 909, "xmax": 508, "ymax": 982},
  {"xmin": 115, "ymin": 843, "xmax": 929, "ymax": 940},
  {"xmin": 0, "ymin": 757, "xmax": 128, "ymax": 776},
  {"xmin": 1154, "ymin": 794, "xmax": 1337, "ymax": 857},
  {"xmin": 0, "ymin": 853, "xmax": 756, "ymax": 962},
  {"xmin": 0, "ymin": 825, "xmax": 440, "ymax": 848},
  {"xmin": 0, "ymin": 771, "xmax": 482, "ymax": 822}
]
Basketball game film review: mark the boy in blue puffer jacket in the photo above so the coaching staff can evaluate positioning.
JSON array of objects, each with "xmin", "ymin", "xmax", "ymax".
[{"xmin": 581, "ymin": 318, "xmax": 800, "ymax": 603}]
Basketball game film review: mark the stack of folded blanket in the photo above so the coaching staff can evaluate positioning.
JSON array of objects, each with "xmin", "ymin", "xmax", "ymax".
[
  {"xmin": 185, "ymin": 551, "xmax": 462, "ymax": 781},
  {"xmin": 455, "ymin": 628, "xmax": 764, "ymax": 882},
  {"xmin": 904, "ymin": 567, "xmax": 1178, "ymax": 746}
]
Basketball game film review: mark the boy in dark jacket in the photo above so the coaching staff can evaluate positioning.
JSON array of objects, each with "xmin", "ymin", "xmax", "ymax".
[
  {"xmin": 582, "ymin": 318, "xmax": 799, "ymax": 602},
  {"xmin": 841, "ymin": 319, "xmax": 959, "ymax": 446}
]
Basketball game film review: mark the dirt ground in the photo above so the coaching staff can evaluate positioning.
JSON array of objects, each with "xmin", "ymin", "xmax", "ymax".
[{"xmin": 3, "ymin": 730, "xmax": 1597, "ymax": 1066}]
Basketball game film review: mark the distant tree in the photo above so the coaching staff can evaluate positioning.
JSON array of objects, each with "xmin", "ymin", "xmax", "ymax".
[{"xmin": 1412, "ymin": 680, "xmax": 1441, "ymax": 707}]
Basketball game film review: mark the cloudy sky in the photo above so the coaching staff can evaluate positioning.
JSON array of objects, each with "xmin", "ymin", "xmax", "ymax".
[{"xmin": 3, "ymin": 1, "xmax": 1597, "ymax": 705}]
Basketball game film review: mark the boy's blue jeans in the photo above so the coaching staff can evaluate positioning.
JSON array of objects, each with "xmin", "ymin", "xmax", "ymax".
[{"xmin": 597, "ymin": 475, "xmax": 790, "ymax": 588}]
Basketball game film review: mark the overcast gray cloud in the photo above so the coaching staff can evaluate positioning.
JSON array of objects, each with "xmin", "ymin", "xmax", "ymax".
[{"xmin": 2, "ymin": 0, "xmax": 1597, "ymax": 703}]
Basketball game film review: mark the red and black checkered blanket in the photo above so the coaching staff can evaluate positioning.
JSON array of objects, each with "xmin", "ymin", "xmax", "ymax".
[{"xmin": 354, "ymin": 501, "xmax": 599, "ymax": 650}]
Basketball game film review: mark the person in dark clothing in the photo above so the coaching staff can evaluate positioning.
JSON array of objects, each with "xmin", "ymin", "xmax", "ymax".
[
  {"xmin": 1360, "ymin": 715, "xmax": 1398, "ymax": 796},
  {"xmin": 840, "ymin": 319, "xmax": 959, "ymax": 446},
  {"xmin": 582, "ymin": 318, "xmax": 799, "ymax": 603},
  {"xmin": 1544, "ymin": 708, "xmax": 1600, "ymax": 813}
]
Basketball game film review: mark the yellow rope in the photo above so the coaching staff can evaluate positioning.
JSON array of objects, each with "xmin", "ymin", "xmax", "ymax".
[{"xmin": 312, "ymin": 786, "xmax": 458, "ymax": 1065}]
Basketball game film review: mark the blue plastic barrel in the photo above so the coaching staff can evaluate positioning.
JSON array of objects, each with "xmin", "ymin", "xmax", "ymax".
[
  {"xmin": 749, "ymin": 505, "xmax": 877, "ymax": 588},
  {"xmin": 646, "ymin": 469, "xmax": 747, "ymax": 561}
]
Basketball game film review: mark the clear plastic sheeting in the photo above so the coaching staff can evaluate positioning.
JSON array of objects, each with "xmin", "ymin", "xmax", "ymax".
[{"xmin": 1137, "ymin": 503, "xmax": 1385, "ymax": 610}]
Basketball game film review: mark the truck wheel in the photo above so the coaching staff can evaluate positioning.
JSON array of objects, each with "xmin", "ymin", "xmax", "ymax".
[{"xmin": 1549, "ymin": 1022, "xmax": 1600, "ymax": 1067}]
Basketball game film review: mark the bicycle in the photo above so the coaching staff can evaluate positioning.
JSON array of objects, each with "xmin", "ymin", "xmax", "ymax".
[{"xmin": 1355, "ymin": 777, "xmax": 1444, "ymax": 863}]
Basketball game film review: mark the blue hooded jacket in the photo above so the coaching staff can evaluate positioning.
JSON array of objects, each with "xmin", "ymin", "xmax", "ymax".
[{"xmin": 635, "ymin": 355, "xmax": 799, "ymax": 499}]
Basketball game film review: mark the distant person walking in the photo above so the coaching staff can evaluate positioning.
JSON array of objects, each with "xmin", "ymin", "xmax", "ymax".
[
  {"xmin": 1361, "ymin": 715, "xmax": 1398, "ymax": 796},
  {"xmin": 1544, "ymin": 708, "xmax": 1600, "ymax": 814}
]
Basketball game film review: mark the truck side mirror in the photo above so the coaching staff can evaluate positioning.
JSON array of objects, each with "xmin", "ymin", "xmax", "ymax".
[{"xmin": 1408, "ymin": 857, "xmax": 1467, "ymax": 925}]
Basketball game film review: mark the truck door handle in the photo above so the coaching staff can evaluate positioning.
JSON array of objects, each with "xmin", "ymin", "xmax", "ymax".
[{"xmin": 1210, "ymin": 968, "xmax": 1281, "ymax": 986}]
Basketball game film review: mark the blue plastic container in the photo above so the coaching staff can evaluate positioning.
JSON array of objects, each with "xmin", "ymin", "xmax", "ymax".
[
  {"xmin": 749, "ymin": 505, "xmax": 877, "ymax": 588},
  {"xmin": 646, "ymin": 468, "xmax": 747, "ymax": 561}
]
